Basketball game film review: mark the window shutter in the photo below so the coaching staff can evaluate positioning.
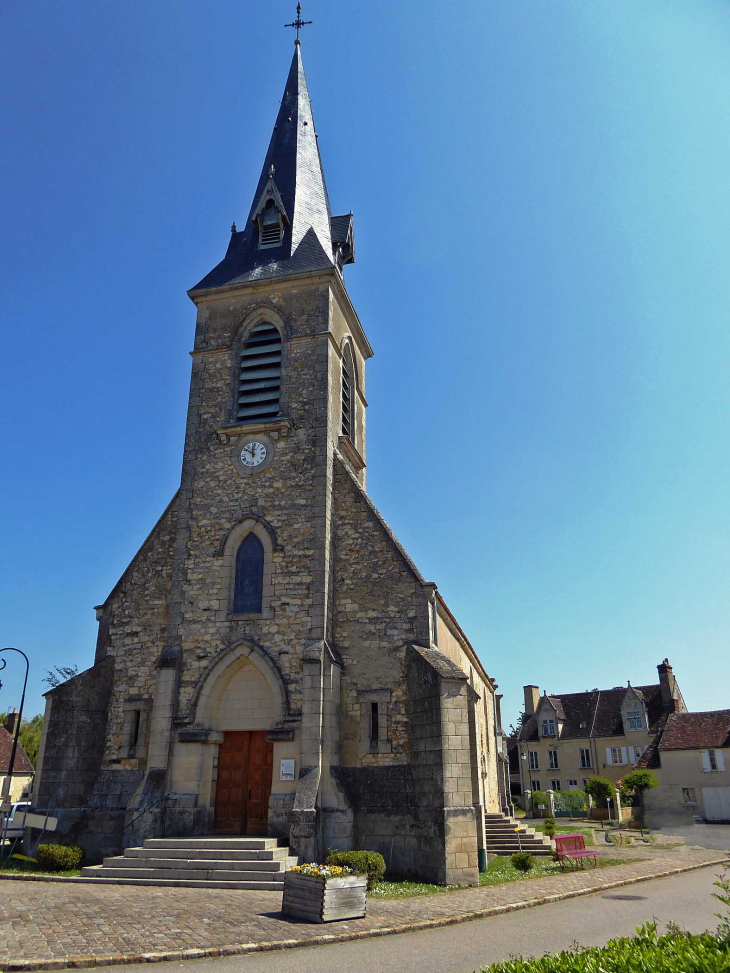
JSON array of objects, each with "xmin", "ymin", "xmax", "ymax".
[
  {"xmin": 629, "ymin": 747, "xmax": 636, "ymax": 764},
  {"xmin": 621, "ymin": 747, "xmax": 628, "ymax": 765},
  {"xmin": 237, "ymin": 323, "xmax": 282, "ymax": 421},
  {"xmin": 606, "ymin": 747, "xmax": 613, "ymax": 766},
  {"xmin": 701, "ymin": 750, "xmax": 711, "ymax": 772},
  {"xmin": 717, "ymin": 750, "xmax": 726, "ymax": 772}
]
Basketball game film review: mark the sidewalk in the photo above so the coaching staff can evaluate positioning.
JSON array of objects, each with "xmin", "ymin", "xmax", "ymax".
[{"xmin": 0, "ymin": 848, "xmax": 726, "ymax": 971}]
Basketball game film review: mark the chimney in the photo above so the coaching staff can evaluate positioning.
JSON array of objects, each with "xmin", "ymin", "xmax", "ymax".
[
  {"xmin": 5, "ymin": 708, "xmax": 18, "ymax": 736},
  {"xmin": 524, "ymin": 685, "xmax": 540, "ymax": 716},
  {"xmin": 657, "ymin": 658, "xmax": 676, "ymax": 707}
]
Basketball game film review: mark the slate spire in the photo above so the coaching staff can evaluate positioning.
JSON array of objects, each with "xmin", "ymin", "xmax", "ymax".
[{"xmin": 191, "ymin": 43, "xmax": 353, "ymax": 293}]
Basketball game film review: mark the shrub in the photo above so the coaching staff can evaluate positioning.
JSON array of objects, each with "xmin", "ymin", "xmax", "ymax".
[
  {"xmin": 531, "ymin": 790, "xmax": 548, "ymax": 813},
  {"xmin": 478, "ymin": 922, "xmax": 730, "ymax": 971},
  {"xmin": 325, "ymin": 850, "xmax": 386, "ymax": 889},
  {"xmin": 35, "ymin": 843, "xmax": 83, "ymax": 871},
  {"xmin": 543, "ymin": 817, "xmax": 556, "ymax": 839},
  {"xmin": 510, "ymin": 852, "xmax": 534, "ymax": 873},
  {"xmin": 556, "ymin": 790, "xmax": 587, "ymax": 817}
]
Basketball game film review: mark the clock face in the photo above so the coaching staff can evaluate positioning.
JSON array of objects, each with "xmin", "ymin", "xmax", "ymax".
[{"xmin": 240, "ymin": 441, "xmax": 268, "ymax": 468}]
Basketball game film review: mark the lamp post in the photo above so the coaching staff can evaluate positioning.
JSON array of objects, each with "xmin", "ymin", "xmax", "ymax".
[{"xmin": 0, "ymin": 647, "xmax": 30, "ymax": 805}]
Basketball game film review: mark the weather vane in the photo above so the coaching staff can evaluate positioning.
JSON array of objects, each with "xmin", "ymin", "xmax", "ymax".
[{"xmin": 285, "ymin": 2, "xmax": 312, "ymax": 43}]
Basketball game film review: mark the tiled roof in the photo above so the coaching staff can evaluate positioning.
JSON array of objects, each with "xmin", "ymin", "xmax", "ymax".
[
  {"xmin": 191, "ymin": 45, "xmax": 343, "ymax": 293},
  {"xmin": 518, "ymin": 684, "xmax": 666, "ymax": 743},
  {"xmin": 658, "ymin": 710, "xmax": 730, "ymax": 751},
  {"xmin": 0, "ymin": 726, "xmax": 34, "ymax": 774}
]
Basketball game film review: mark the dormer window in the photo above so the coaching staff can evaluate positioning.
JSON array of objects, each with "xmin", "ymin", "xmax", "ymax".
[
  {"xmin": 258, "ymin": 199, "xmax": 284, "ymax": 248},
  {"xmin": 627, "ymin": 711, "xmax": 644, "ymax": 731},
  {"xmin": 542, "ymin": 719, "xmax": 556, "ymax": 737}
]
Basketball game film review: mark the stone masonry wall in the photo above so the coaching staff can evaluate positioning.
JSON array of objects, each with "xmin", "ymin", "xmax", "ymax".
[{"xmin": 333, "ymin": 456, "xmax": 430, "ymax": 767}]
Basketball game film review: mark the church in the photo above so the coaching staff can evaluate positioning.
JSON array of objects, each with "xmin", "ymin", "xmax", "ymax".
[{"xmin": 33, "ymin": 28, "xmax": 505, "ymax": 887}]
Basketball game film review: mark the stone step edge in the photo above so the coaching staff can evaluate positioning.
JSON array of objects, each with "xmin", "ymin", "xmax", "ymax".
[{"xmin": 74, "ymin": 876, "xmax": 285, "ymax": 890}]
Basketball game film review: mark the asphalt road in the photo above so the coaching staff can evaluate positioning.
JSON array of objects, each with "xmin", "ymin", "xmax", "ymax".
[
  {"xmin": 95, "ymin": 865, "xmax": 729, "ymax": 973},
  {"xmin": 658, "ymin": 823, "xmax": 730, "ymax": 851}
]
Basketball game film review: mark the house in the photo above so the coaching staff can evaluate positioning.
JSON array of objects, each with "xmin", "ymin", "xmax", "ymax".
[
  {"xmin": 637, "ymin": 709, "xmax": 730, "ymax": 826},
  {"xmin": 514, "ymin": 659, "xmax": 686, "ymax": 801},
  {"xmin": 1, "ymin": 711, "xmax": 34, "ymax": 803},
  {"xmin": 32, "ymin": 34, "xmax": 502, "ymax": 886}
]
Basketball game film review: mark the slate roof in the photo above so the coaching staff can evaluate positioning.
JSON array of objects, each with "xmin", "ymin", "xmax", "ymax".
[
  {"xmin": 658, "ymin": 710, "xmax": 730, "ymax": 752},
  {"xmin": 0, "ymin": 726, "xmax": 34, "ymax": 774},
  {"xmin": 191, "ymin": 44, "xmax": 347, "ymax": 293},
  {"xmin": 518, "ymin": 684, "xmax": 666, "ymax": 743}
]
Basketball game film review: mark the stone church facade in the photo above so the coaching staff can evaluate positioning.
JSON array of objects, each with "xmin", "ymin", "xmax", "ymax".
[{"xmin": 33, "ymin": 41, "xmax": 502, "ymax": 886}]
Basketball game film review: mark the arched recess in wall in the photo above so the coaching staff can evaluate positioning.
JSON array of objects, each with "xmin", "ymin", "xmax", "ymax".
[
  {"xmin": 193, "ymin": 641, "xmax": 287, "ymax": 732},
  {"xmin": 232, "ymin": 308, "xmax": 289, "ymax": 422},
  {"xmin": 220, "ymin": 517, "xmax": 276, "ymax": 617}
]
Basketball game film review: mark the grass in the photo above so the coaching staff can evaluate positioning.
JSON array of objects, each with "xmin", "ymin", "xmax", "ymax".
[
  {"xmin": 0, "ymin": 856, "xmax": 81, "ymax": 878},
  {"xmin": 369, "ymin": 855, "xmax": 636, "ymax": 899}
]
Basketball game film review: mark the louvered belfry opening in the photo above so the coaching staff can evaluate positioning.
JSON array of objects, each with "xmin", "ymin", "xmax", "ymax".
[
  {"xmin": 341, "ymin": 348, "xmax": 354, "ymax": 441},
  {"xmin": 258, "ymin": 199, "xmax": 283, "ymax": 248},
  {"xmin": 237, "ymin": 323, "xmax": 282, "ymax": 422}
]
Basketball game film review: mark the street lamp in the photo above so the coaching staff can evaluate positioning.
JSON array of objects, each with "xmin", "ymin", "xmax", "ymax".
[{"xmin": 0, "ymin": 647, "xmax": 30, "ymax": 805}]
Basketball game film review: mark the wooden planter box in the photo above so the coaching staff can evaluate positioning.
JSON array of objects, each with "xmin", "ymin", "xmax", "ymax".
[{"xmin": 282, "ymin": 871, "xmax": 367, "ymax": 923}]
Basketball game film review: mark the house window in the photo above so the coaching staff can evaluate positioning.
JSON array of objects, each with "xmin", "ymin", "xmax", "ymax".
[
  {"xmin": 582, "ymin": 778, "xmax": 590, "ymax": 789},
  {"xmin": 709, "ymin": 749, "xmax": 718, "ymax": 771},
  {"xmin": 529, "ymin": 751, "xmax": 539, "ymax": 771},
  {"xmin": 579, "ymin": 748, "xmax": 591, "ymax": 769},
  {"xmin": 701, "ymin": 748, "xmax": 725, "ymax": 772},
  {"xmin": 233, "ymin": 533, "xmax": 264, "ymax": 613},
  {"xmin": 531, "ymin": 779, "xmax": 541, "ymax": 792},
  {"xmin": 542, "ymin": 719, "xmax": 556, "ymax": 737},
  {"xmin": 631, "ymin": 746, "xmax": 644, "ymax": 764},
  {"xmin": 341, "ymin": 345, "xmax": 355, "ymax": 441},
  {"xmin": 567, "ymin": 778, "xmax": 579, "ymax": 789},
  {"xmin": 237, "ymin": 322, "xmax": 282, "ymax": 422},
  {"xmin": 258, "ymin": 198, "xmax": 284, "ymax": 248},
  {"xmin": 610, "ymin": 747, "xmax": 625, "ymax": 765},
  {"xmin": 550, "ymin": 779, "xmax": 561, "ymax": 792},
  {"xmin": 627, "ymin": 710, "xmax": 644, "ymax": 731},
  {"xmin": 548, "ymin": 750, "xmax": 559, "ymax": 770},
  {"xmin": 681, "ymin": 787, "xmax": 697, "ymax": 805}
]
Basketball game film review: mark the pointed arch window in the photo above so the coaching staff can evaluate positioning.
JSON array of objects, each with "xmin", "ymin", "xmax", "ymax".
[
  {"xmin": 233, "ymin": 534, "xmax": 264, "ymax": 614},
  {"xmin": 237, "ymin": 323, "xmax": 281, "ymax": 421},
  {"xmin": 341, "ymin": 345, "xmax": 355, "ymax": 441}
]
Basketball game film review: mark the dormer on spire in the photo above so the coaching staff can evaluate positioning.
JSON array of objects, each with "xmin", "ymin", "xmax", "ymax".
[{"xmin": 252, "ymin": 165, "xmax": 290, "ymax": 249}]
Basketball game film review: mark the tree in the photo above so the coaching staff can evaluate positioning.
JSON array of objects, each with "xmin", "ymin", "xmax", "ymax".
[
  {"xmin": 584, "ymin": 776, "xmax": 614, "ymax": 829},
  {"xmin": 621, "ymin": 769, "xmax": 659, "ymax": 836},
  {"xmin": 42, "ymin": 665, "xmax": 79, "ymax": 689},
  {"xmin": 508, "ymin": 710, "xmax": 526, "ymax": 739},
  {"xmin": 0, "ymin": 712, "xmax": 44, "ymax": 767}
]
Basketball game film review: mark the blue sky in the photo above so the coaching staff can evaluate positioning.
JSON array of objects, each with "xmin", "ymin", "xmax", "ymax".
[{"xmin": 2, "ymin": 0, "xmax": 729, "ymax": 731}]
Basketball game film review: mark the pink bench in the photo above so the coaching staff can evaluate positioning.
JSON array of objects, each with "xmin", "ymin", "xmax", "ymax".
[{"xmin": 554, "ymin": 834, "xmax": 599, "ymax": 871}]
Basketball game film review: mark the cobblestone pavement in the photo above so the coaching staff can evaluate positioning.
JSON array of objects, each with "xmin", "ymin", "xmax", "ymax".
[{"xmin": 0, "ymin": 848, "xmax": 726, "ymax": 971}]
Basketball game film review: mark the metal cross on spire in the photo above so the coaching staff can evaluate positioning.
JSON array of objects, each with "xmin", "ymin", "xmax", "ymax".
[{"xmin": 285, "ymin": 2, "xmax": 312, "ymax": 43}]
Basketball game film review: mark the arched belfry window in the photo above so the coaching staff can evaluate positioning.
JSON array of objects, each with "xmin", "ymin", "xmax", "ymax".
[
  {"xmin": 233, "ymin": 533, "xmax": 264, "ymax": 614},
  {"xmin": 341, "ymin": 345, "xmax": 355, "ymax": 442},
  {"xmin": 237, "ymin": 323, "xmax": 281, "ymax": 422}
]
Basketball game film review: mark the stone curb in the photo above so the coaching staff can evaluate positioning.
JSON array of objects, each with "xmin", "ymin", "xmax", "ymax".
[{"xmin": 2, "ymin": 856, "xmax": 727, "ymax": 971}]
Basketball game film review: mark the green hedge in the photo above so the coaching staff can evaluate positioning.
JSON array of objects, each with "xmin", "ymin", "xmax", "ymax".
[
  {"xmin": 479, "ymin": 924, "xmax": 730, "ymax": 972},
  {"xmin": 35, "ymin": 843, "xmax": 83, "ymax": 871},
  {"xmin": 325, "ymin": 850, "xmax": 386, "ymax": 889}
]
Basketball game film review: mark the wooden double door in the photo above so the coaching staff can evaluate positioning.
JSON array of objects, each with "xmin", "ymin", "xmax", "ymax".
[{"xmin": 214, "ymin": 731, "xmax": 274, "ymax": 835}]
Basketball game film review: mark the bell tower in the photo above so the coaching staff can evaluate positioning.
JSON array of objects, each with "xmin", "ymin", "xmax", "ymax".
[{"xmin": 136, "ymin": 34, "xmax": 371, "ymax": 842}]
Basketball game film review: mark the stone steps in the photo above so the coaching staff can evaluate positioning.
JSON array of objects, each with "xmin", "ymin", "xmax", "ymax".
[
  {"xmin": 481, "ymin": 813, "xmax": 554, "ymax": 857},
  {"xmin": 80, "ymin": 835, "xmax": 299, "ymax": 890}
]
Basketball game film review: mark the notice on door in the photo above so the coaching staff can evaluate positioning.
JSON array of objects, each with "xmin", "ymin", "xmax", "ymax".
[{"xmin": 280, "ymin": 759, "xmax": 296, "ymax": 781}]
